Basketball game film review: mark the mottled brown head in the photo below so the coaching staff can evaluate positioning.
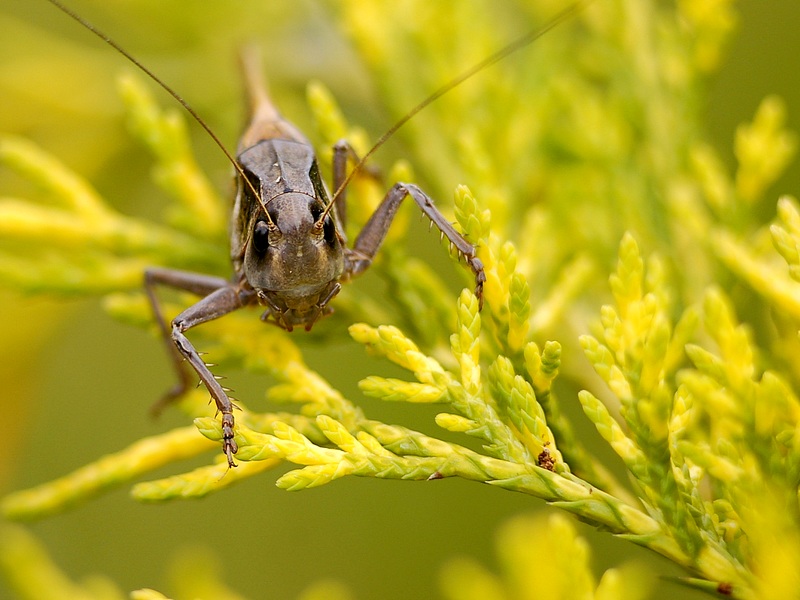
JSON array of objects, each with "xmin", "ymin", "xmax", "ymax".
[{"xmin": 244, "ymin": 193, "xmax": 343, "ymax": 296}]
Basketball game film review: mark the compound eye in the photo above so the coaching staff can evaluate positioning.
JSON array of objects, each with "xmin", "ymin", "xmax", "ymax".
[
  {"xmin": 323, "ymin": 215, "xmax": 337, "ymax": 246},
  {"xmin": 252, "ymin": 220, "xmax": 270, "ymax": 253},
  {"xmin": 310, "ymin": 203, "xmax": 337, "ymax": 246}
]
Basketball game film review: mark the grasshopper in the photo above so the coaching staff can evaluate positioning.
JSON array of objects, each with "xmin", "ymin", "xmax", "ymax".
[{"xmin": 46, "ymin": 0, "xmax": 586, "ymax": 466}]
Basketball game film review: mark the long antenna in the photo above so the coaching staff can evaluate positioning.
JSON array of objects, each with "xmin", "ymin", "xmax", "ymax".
[
  {"xmin": 45, "ymin": 0, "xmax": 588, "ymax": 228},
  {"xmin": 44, "ymin": 0, "xmax": 275, "ymax": 225},
  {"xmin": 319, "ymin": 0, "xmax": 590, "ymax": 223}
]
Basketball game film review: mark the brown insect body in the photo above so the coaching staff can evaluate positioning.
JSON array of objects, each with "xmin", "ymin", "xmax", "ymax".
[{"xmin": 229, "ymin": 58, "xmax": 346, "ymax": 330}]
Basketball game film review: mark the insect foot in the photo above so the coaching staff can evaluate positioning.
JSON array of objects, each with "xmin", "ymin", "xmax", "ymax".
[
  {"xmin": 470, "ymin": 256, "xmax": 487, "ymax": 309},
  {"xmin": 220, "ymin": 412, "xmax": 238, "ymax": 468}
]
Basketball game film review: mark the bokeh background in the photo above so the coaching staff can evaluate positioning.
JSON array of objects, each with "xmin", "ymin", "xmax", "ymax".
[{"xmin": 1, "ymin": 1, "xmax": 798, "ymax": 598}]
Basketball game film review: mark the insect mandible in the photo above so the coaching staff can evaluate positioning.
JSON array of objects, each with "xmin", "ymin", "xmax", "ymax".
[{"xmin": 46, "ymin": 0, "xmax": 588, "ymax": 467}]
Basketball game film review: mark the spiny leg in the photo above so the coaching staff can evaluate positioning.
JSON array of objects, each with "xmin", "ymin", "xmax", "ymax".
[
  {"xmin": 144, "ymin": 268, "xmax": 231, "ymax": 411},
  {"xmin": 346, "ymin": 182, "xmax": 485, "ymax": 306},
  {"xmin": 145, "ymin": 268, "xmax": 255, "ymax": 466}
]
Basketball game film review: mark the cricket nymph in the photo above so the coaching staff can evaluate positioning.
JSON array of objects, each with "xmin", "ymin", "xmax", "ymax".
[{"xmin": 143, "ymin": 50, "xmax": 485, "ymax": 465}]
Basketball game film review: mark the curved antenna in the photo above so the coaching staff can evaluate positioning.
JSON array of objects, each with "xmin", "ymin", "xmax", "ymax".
[
  {"xmin": 45, "ymin": 0, "xmax": 274, "ymax": 225},
  {"xmin": 317, "ymin": 0, "xmax": 590, "ymax": 225}
]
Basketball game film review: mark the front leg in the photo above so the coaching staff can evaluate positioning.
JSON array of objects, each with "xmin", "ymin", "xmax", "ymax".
[
  {"xmin": 145, "ymin": 268, "xmax": 256, "ymax": 466},
  {"xmin": 170, "ymin": 286, "xmax": 257, "ymax": 466},
  {"xmin": 144, "ymin": 267, "xmax": 231, "ymax": 410},
  {"xmin": 346, "ymin": 182, "xmax": 485, "ymax": 306}
]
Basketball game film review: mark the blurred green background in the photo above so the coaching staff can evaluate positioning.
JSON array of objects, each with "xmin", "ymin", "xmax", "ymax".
[{"xmin": 0, "ymin": 1, "xmax": 798, "ymax": 598}]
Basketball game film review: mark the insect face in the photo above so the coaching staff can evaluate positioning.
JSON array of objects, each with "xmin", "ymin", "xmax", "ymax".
[{"xmin": 245, "ymin": 194, "xmax": 344, "ymax": 295}]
